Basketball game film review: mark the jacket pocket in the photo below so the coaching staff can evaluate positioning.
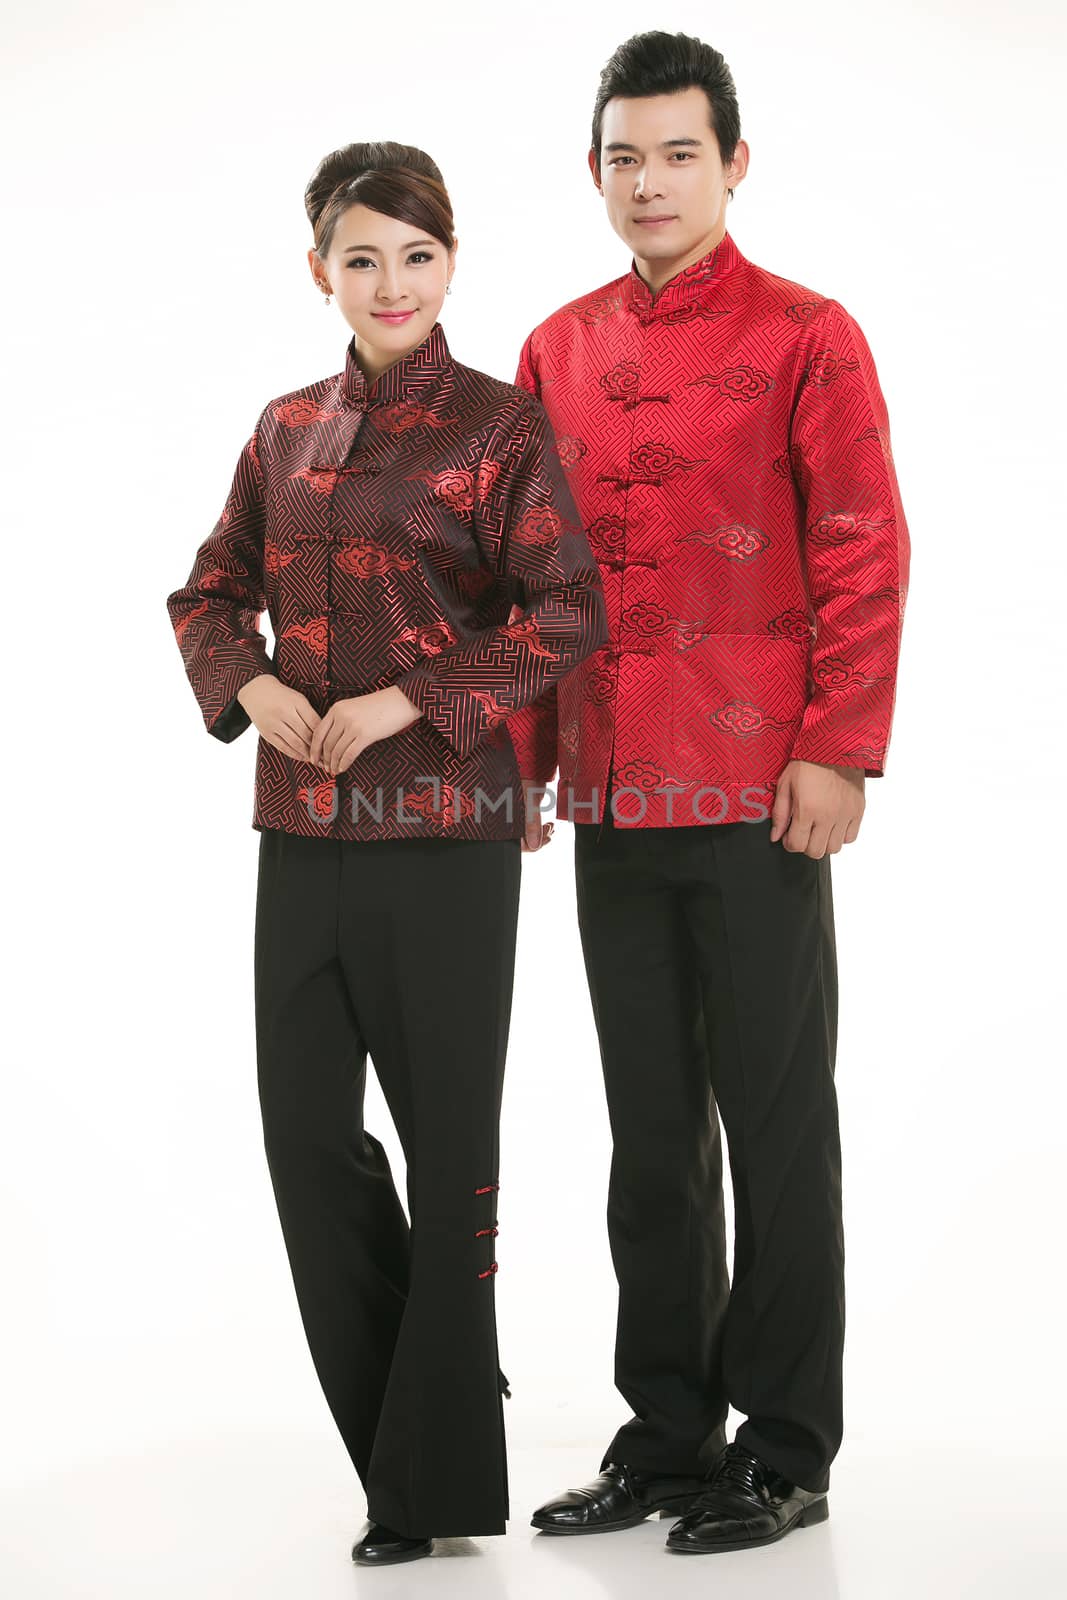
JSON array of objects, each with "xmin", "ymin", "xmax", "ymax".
[{"xmin": 671, "ymin": 631, "xmax": 809, "ymax": 775}]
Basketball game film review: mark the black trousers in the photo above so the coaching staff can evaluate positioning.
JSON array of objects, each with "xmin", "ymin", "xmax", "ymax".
[
  {"xmin": 573, "ymin": 805, "xmax": 843, "ymax": 1495},
  {"xmin": 253, "ymin": 827, "xmax": 521, "ymax": 1539}
]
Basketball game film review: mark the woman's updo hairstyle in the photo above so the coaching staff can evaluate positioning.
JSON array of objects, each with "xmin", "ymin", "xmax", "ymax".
[{"xmin": 305, "ymin": 141, "xmax": 456, "ymax": 261}]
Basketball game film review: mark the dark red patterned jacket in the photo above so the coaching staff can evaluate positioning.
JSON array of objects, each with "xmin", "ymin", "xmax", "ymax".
[
  {"xmin": 166, "ymin": 321, "xmax": 607, "ymax": 840},
  {"xmin": 505, "ymin": 228, "xmax": 910, "ymax": 828}
]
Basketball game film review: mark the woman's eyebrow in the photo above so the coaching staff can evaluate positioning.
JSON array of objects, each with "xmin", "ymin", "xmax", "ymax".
[{"xmin": 342, "ymin": 239, "xmax": 439, "ymax": 254}]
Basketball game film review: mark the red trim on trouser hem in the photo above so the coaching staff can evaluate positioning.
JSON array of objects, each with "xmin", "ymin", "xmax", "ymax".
[{"xmin": 476, "ymin": 1184, "xmax": 500, "ymax": 1274}]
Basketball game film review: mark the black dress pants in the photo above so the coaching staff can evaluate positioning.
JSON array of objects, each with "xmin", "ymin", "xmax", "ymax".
[
  {"xmin": 573, "ymin": 805, "xmax": 843, "ymax": 1495},
  {"xmin": 253, "ymin": 827, "xmax": 521, "ymax": 1538}
]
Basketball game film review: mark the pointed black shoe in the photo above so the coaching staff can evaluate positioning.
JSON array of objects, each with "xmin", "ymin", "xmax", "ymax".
[
  {"xmin": 530, "ymin": 1461, "xmax": 710, "ymax": 1535},
  {"xmin": 665, "ymin": 1442, "xmax": 829, "ymax": 1554},
  {"xmin": 350, "ymin": 1519, "xmax": 433, "ymax": 1566}
]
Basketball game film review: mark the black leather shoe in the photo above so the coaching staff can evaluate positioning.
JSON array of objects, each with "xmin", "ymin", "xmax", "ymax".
[
  {"xmin": 531, "ymin": 1461, "xmax": 709, "ymax": 1534},
  {"xmin": 665, "ymin": 1442, "xmax": 829, "ymax": 1554},
  {"xmin": 350, "ymin": 1519, "xmax": 433, "ymax": 1565}
]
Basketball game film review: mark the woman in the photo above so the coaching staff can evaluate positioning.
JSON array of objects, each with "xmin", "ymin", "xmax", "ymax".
[{"xmin": 165, "ymin": 141, "xmax": 607, "ymax": 1566}]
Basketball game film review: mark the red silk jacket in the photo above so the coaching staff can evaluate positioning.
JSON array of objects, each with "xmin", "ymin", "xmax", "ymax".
[
  {"xmin": 505, "ymin": 228, "xmax": 910, "ymax": 828},
  {"xmin": 166, "ymin": 321, "xmax": 607, "ymax": 840}
]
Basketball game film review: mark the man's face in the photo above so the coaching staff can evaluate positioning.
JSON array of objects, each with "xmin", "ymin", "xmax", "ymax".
[{"xmin": 592, "ymin": 86, "xmax": 743, "ymax": 265}]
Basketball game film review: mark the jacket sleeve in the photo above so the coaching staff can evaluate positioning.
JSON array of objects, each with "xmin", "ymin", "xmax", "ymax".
[
  {"xmin": 497, "ymin": 332, "xmax": 563, "ymax": 788},
  {"xmin": 165, "ymin": 412, "xmax": 275, "ymax": 744},
  {"xmin": 394, "ymin": 387, "xmax": 607, "ymax": 764},
  {"xmin": 786, "ymin": 298, "xmax": 910, "ymax": 776}
]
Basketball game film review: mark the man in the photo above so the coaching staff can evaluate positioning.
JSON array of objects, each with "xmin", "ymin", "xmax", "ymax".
[{"xmin": 504, "ymin": 30, "xmax": 909, "ymax": 1554}]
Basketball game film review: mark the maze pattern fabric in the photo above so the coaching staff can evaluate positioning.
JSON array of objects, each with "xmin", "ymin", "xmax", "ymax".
[
  {"xmin": 166, "ymin": 321, "xmax": 608, "ymax": 840},
  {"xmin": 504, "ymin": 229, "xmax": 910, "ymax": 829}
]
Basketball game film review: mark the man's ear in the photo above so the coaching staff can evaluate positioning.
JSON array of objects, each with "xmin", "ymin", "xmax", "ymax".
[{"xmin": 587, "ymin": 147, "xmax": 603, "ymax": 194}]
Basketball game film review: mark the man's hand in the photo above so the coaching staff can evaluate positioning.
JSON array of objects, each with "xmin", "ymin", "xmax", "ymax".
[
  {"xmin": 769, "ymin": 759, "xmax": 865, "ymax": 857},
  {"xmin": 237, "ymin": 674, "xmax": 321, "ymax": 763},
  {"xmin": 308, "ymin": 685, "xmax": 423, "ymax": 774},
  {"xmin": 522, "ymin": 781, "xmax": 554, "ymax": 853}
]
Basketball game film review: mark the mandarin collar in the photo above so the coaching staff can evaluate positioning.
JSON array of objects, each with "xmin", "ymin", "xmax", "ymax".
[
  {"xmin": 621, "ymin": 229, "xmax": 743, "ymax": 320},
  {"xmin": 341, "ymin": 318, "xmax": 452, "ymax": 409}
]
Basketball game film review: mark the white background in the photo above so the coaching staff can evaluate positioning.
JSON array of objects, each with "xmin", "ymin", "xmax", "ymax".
[{"xmin": 3, "ymin": 1, "xmax": 1065, "ymax": 1595}]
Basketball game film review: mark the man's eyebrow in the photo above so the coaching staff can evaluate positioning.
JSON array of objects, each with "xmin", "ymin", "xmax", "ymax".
[
  {"xmin": 341, "ymin": 239, "xmax": 439, "ymax": 253},
  {"xmin": 602, "ymin": 138, "xmax": 704, "ymax": 153}
]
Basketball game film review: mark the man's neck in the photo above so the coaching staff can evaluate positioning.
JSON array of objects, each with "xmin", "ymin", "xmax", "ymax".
[{"xmin": 634, "ymin": 223, "xmax": 727, "ymax": 299}]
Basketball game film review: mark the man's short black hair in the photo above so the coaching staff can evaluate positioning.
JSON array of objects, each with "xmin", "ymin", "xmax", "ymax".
[{"xmin": 591, "ymin": 29, "xmax": 741, "ymax": 193}]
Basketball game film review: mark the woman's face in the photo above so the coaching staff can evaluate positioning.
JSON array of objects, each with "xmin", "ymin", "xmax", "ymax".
[{"xmin": 313, "ymin": 203, "xmax": 456, "ymax": 372}]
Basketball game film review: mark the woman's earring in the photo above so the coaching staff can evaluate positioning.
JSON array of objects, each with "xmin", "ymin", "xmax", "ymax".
[
  {"xmin": 323, "ymin": 286, "xmax": 332, "ymax": 306},
  {"xmin": 445, "ymin": 282, "xmax": 452, "ymax": 295}
]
